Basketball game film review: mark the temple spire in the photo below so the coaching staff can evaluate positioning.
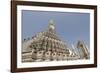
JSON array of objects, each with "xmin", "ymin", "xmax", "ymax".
[{"xmin": 48, "ymin": 19, "xmax": 55, "ymax": 30}]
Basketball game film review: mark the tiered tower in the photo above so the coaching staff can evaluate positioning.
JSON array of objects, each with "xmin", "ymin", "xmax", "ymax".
[
  {"xmin": 77, "ymin": 41, "xmax": 90, "ymax": 59},
  {"xmin": 22, "ymin": 20, "xmax": 89, "ymax": 62}
]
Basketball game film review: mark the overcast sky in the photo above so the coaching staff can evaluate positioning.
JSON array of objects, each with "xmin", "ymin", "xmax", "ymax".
[{"xmin": 22, "ymin": 10, "xmax": 90, "ymax": 48}]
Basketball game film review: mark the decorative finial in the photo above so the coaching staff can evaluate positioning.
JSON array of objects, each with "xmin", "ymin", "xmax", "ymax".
[
  {"xmin": 48, "ymin": 19, "xmax": 55, "ymax": 30},
  {"xmin": 49, "ymin": 19, "xmax": 54, "ymax": 25}
]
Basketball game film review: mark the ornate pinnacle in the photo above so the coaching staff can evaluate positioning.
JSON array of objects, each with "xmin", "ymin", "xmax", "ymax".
[
  {"xmin": 49, "ymin": 19, "xmax": 55, "ymax": 25},
  {"xmin": 48, "ymin": 19, "xmax": 55, "ymax": 30}
]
